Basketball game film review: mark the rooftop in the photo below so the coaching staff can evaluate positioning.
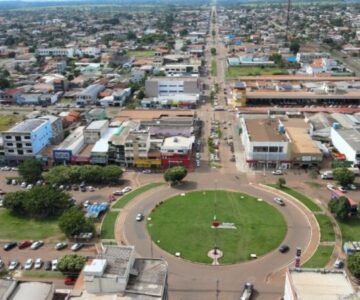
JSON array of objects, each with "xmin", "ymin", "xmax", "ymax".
[
  {"xmin": 55, "ymin": 126, "xmax": 85, "ymax": 151},
  {"xmin": 114, "ymin": 109, "xmax": 194, "ymax": 122},
  {"xmin": 2, "ymin": 280, "xmax": 54, "ymax": 300},
  {"xmin": 289, "ymin": 268, "xmax": 359, "ymax": 300},
  {"xmin": 147, "ymin": 76, "xmax": 198, "ymax": 82},
  {"xmin": 333, "ymin": 128, "xmax": 360, "ymax": 151},
  {"xmin": 6, "ymin": 119, "xmax": 47, "ymax": 133},
  {"xmin": 86, "ymin": 120, "xmax": 109, "ymax": 131},
  {"xmin": 102, "ymin": 245, "xmax": 134, "ymax": 278},
  {"xmin": 92, "ymin": 128, "xmax": 117, "ymax": 153},
  {"xmin": 245, "ymin": 118, "xmax": 288, "ymax": 142}
]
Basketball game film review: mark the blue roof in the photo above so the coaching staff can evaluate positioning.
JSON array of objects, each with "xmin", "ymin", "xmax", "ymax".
[
  {"xmin": 288, "ymin": 56, "xmax": 297, "ymax": 63},
  {"xmin": 86, "ymin": 202, "xmax": 109, "ymax": 218}
]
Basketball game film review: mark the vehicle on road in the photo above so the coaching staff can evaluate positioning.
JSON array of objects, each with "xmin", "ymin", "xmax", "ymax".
[
  {"xmin": 8, "ymin": 260, "xmax": 19, "ymax": 271},
  {"xmin": 44, "ymin": 261, "xmax": 51, "ymax": 271},
  {"xmin": 64, "ymin": 277, "xmax": 77, "ymax": 285},
  {"xmin": 122, "ymin": 186, "xmax": 132, "ymax": 193},
  {"xmin": 1, "ymin": 166, "xmax": 10, "ymax": 171},
  {"xmin": 113, "ymin": 190, "xmax": 123, "ymax": 196},
  {"xmin": 274, "ymin": 197, "xmax": 285, "ymax": 206},
  {"xmin": 279, "ymin": 245, "xmax": 290, "ymax": 253},
  {"xmin": 51, "ymin": 259, "xmax": 58, "ymax": 271},
  {"xmin": 24, "ymin": 258, "xmax": 33, "ymax": 270},
  {"xmin": 338, "ymin": 186, "xmax": 347, "ymax": 193},
  {"xmin": 334, "ymin": 257, "xmax": 344, "ymax": 269},
  {"xmin": 3, "ymin": 242, "xmax": 17, "ymax": 251},
  {"xmin": 55, "ymin": 242, "xmax": 67, "ymax": 251},
  {"xmin": 240, "ymin": 282, "xmax": 253, "ymax": 300},
  {"xmin": 18, "ymin": 240, "xmax": 32, "ymax": 249},
  {"xmin": 136, "ymin": 213, "xmax": 144, "ymax": 222},
  {"xmin": 30, "ymin": 240, "xmax": 44, "ymax": 250},
  {"xmin": 71, "ymin": 243, "xmax": 84, "ymax": 252},
  {"xmin": 34, "ymin": 258, "xmax": 43, "ymax": 269},
  {"xmin": 272, "ymin": 170, "xmax": 283, "ymax": 175}
]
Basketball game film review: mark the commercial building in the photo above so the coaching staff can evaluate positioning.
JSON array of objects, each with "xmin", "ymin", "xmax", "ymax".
[
  {"xmin": 39, "ymin": 115, "xmax": 64, "ymax": 144},
  {"xmin": 164, "ymin": 64, "xmax": 200, "ymax": 76},
  {"xmin": 331, "ymin": 127, "xmax": 360, "ymax": 165},
  {"xmin": 84, "ymin": 120, "xmax": 109, "ymax": 144},
  {"xmin": 284, "ymin": 268, "xmax": 359, "ymax": 300},
  {"xmin": 145, "ymin": 77, "xmax": 201, "ymax": 97},
  {"xmin": 77, "ymin": 245, "xmax": 168, "ymax": 299},
  {"xmin": 124, "ymin": 130, "xmax": 152, "ymax": 167},
  {"xmin": 91, "ymin": 128, "xmax": 117, "ymax": 164},
  {"xmin": 0, "ymin": 280, "xmax": 54, "ymax": 300},
  {"xmin": 36, "ymin": 47, "xmax": 75, "ymax": 58},
  {"xmin": 76, "ymin": 84, "xmax": 105, "ymax": 105},
  {"xmin": 240, "ymin": 118, "xmax": 290, "ymax": 169},
  {"xmin": 2, "ymin": 119, "xmax": 52, "ymax": 164},
  {"xmin": 140, "ymin": 94, "xmax": 199, "ymax": 109},
  {"xmin": 53, "ymin": 126, "xmax": 85, "ymax": 163},
  {"xmin": 296, "ymin": 52, "xmax": 330, "ymax": 64},
  {"xmin": 160, "ymin": 136, "xmax": 195, "ymax": 169}
]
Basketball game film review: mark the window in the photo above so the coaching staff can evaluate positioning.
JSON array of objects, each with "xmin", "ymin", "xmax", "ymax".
[
  {"xmin": 15, "ymin": 136, "xmax": 21, "ymax": 141},
  {"xmin": 8, "ymin": 149, "xmax": 14, "ymax": 153},
  {"xmin": 253, "ymin": 146, "xmax": 268, "ymax": 152},
  {"xmin": 24, "ymin": 136, "xmax": 30, "ymax": 140},
  {"xmin": 6, "ymin": 143, "xmax": 13, "ymax": 146},
  {"xmin": 18, "ymin": 150, "xmax": 23, "ymax": 155},
  {"xmin": 27, "ymin": 150, "xmax": 32, "ymax": 153},
  {"xmin": 5, "ymin": 135, "xmax": 12, "ymax": 140},
  {"xmin": 25, "ymin": 143, "xmax": 31, "ymax": 147},
  {"xmin": 269, "ymin": 147, "xmax": 279, "ymax": 153}
]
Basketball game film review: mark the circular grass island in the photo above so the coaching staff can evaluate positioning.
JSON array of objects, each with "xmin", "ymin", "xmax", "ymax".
[{"xmin": 147, "ymin": 190, "xmax": 287, "ymax": 264}]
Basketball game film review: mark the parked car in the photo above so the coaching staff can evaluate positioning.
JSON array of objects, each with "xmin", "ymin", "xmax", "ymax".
[
  {"xmin": 136, "ymin": 213, "xmax": 144, "ymax": 222},
  {"xmin": 11, "ymin": 179, "xmax": 17, "ymax": 185},
  {"xmin": 18, "ymin": 240, "xmax": 32, "ymax": 249},
  {"xmin": 34, "ymin": 258, "xmax": 43, "ymax": 269},
  {"xmin": 51, "ymin": 259, "xmax": 58, "ymax": 271},
  {"xmin": 142, "ymin": 169, "xmax": 152, "ymax": 174},
  {"xmin": 348, "ymin": 184, "xmax": 357, "ymax": 190},
  {"xmin": 72, "ymin": 184, "xmax": 79, "ymax": 191},
  {"xmin": 274, "ymin": 197, "xmax": 285, "ymax": 206},
  {"xmin": 55, "ymin": 242, "xmax": 67, "ymax": 250},
  {"xmin": 113, "ymin": 191, "xmax": 124, "ymax": 196},
  {"xmin": 1, "ymin": 166, "xmax": 10, "ymax": 171},
  {"xmin": 3, "ymin": 241, "xmax": 17, "ymax": 251},
  {"xmin": 71, "ymin": 243, "xmax": 84, "ymax": 252},
  {"xmin": 24, "ymin": 258, "xmax": 33, "ymax": 270},
  {"xmin": 8, "ymin": 260, "xmax": 19, "ymax": 271},
  {"xmin": 196, "ymin": 160, "xmax": 201, "ymax": 167},
  {"xmin": 64, "ymin": 277, "xmax": 77, "ymax": 285},
  {"xmin": 30, "ymin": 240, "xmax": 44, "ymax": 250},
  {"xmin": 334, "ymin": 257, "xmax": 344, "ymax": 269},
  {"xmin": 326, "ymin": 183, "xmax": 334, "ymax": 191},
  {"xmin": 272, "ymin": 170, "xmax": 283, "ymax": 175},
  {"xmin": 44, "ymin": 261, "xmax": 52, "ymax": 271},
  {"xmin": 279, "ymin": 245, "xmax": 290, "ymax": 253},
  {"xmin": 87, "ymin": 186, "xmax": 95, "ymax": 192},
  {"xmin": 338, "ymin": 186, "xmax": 347, "ymax": 193},
  {"xmin": 21, "ymin": 181, "xmax": 27, "ymax": 188},
  {"xmin": 122, "ymin": 186, "xmax": 132, "ymax": 193}
]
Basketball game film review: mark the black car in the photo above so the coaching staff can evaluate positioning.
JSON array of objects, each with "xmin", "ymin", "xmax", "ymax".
[
  {"xmin": 72, "ymin": 184, "xmax": 79, "ymax": 191},
  {"xmin": 44, "ymin": 261, "xmax": 52, "ymax": 271},
  {"xmin": 279, "ymin": 245, "xmax": 290, "ymax": 253},
  {"xmin": 3, "ymin": 242, "xmax": 17, "ymax": 251}
]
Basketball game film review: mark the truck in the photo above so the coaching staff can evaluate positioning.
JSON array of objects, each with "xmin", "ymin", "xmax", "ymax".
[{"xmin": 240, "ymin": 282, "xmax": 253, "ymax": 300}]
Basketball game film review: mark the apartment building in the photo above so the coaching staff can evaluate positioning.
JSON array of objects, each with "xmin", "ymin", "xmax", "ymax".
[
  {"xmin": 2, "ymin": 119, "xmax": 52, "ymax": 164},
  {"xmin": 145, "ymin": 77, "xmax": 200, "ymax": 97}
]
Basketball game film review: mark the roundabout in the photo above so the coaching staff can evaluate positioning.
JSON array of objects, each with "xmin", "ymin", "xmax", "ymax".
[{"xmin": 147, "ymin": 190, "xmax": 287, "ymax": 264}]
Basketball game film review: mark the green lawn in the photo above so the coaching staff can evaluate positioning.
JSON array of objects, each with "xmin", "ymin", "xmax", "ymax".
[
  {"xmin": 0, "ymin": 209, "xmax": 61, "ymax": 240},
  {"xmin": 23, "ymin": 270, "xmax": 64, "ymax": 279},
  {"xmin": 127, "ymin": 50, "xmax": 155, "ymax": 58},
  {"xmin": 338, "ymin": 217, "xmax": 360, "ymax": 242},
  {"xmin": 101, "ymin": 211, "xmax": 119, "ymax": 240},
  {"xmin": 211, "ymin": 59, "xmax": 217, "ymax": 76},
  {"xmin": 113, "ymin": 182, "xmax": 163, "ymax": 209},
  {"xmin": 268, "ymin": 184, "xmax": 322, "ymax": 212},
  {"xmin": 302, "ymin": 245, "xmax": 334, "ymax": 268},
  {"xmin": 148, "ymin": 190, "xmax": 287, "ymax": 264},
  {"xmin": 316, "ymin": 214, "xmax": 335, "ymax": 242},
  {"xmin": 226, "ymin": 66, "xmax": 288, "ymax": 77},
  {"xmin": 0, "ymin": 115, "xmax": 20, "ymax": 131}
]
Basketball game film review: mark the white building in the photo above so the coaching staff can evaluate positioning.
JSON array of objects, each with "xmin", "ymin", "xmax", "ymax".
[
  {"xmin": 84, "ymin": 120, "xmax": 109, "ymax": 144},
  {"xmin": 53, "ymin": 126, "xmax": 85, "ymax": 163},
  {"xmin": 284, "ymin": 268, "xmax": 359, "ymax": 300},
  {"xmin": 331, "ymin": 127, "xmax": 360, "ymax": 165},
  {"xmin": 160, "ymin": 136, "xmax": 195, "ymax": 155},
  {"xmin": 76, "ymin": 84, "xmax": 105, "ymax": 105},
  {"xmin": 145, "ymin": 77, "xmax": 200, "ymax": 97},
  {"xmin": 36, "ymin": 47, "xmax": 75, "ymax": 58}
]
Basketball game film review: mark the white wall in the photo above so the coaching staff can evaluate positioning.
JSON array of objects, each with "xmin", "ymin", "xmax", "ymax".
[{"xmin": 331, "ymin": 128, "xmax": 357, "ymax": 162}]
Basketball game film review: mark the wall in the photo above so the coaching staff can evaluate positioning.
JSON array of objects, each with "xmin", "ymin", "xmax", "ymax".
[
  {"xmin": 31, "ymin": 121, "xmax": 52, "ymax": 154},
  {"xmin": 331, "ymin": 128, "xmax": 357, "ymax": 162}
]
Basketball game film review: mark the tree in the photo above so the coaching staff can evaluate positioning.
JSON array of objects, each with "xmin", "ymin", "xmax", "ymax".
[
  {"xmin": 127, "ymin": 31, "xmax": 137, "ymax": 40},
  {"xmin": 290, "ymin": 40, "xmax": 300, "ymax": 54},
  {"xmin": 18, "ymin": 159, "xmax": 43, "ymax": 183},
  {"xmin": 0, "ymin": 77, "xmax": 10, "ymax": 89},
  {"xmin": 276, "ymin": 177, "xmax": 286, "ymax": 188},
  {"xmin": 333, "ymin": 168, "xmax": 355, "ymax": 186},
  {"xmin": 348, "ymin": 252, "xmax": 360, "ymax": 279},
  {"xmin": 59, "ymin": 207, "xmax": 95, "ymax": 238},
  {"xmin": 164, "ymin": 166, "xmax": 187, "ymax": 184},
  {"xmin": 137, "ymin": 89, "xmax": 145, "ymax": 100},
  {"xmin": 211, "ymin": 48, "xmax": 217, "ymax": 56},
  {"xmin": 179, "ymin": 29, "xmax": 188, "ymax": 37},
  {"xmin": 44, "ymin": 165, "xmax": 70, "ymax": 185},
  {"xmin": 3, "ymin": 186, "xmax": 72, "ymax": 218},
  {"xmin": 101, "ymin": 165, "xmax": 123, "ymax": 183},
  {"xmin": 328, "ymin": 196, "xmax": 350, "ymax": 220},
  {"xmin": 58, "ymin": 254, "xmax": 86, "ymax": 276}
]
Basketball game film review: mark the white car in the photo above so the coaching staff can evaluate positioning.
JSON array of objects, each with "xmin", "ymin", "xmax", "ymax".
[
  {"xmin": 196, "ymin": 153, "xmax": 201, "ymax": 159},
  {"xmin": 24, "ymin": 258, "xmax": 33, "ymax": 270},
  {"xmin": 1, "ymin": 166, "xmax": 10, "ymax": 171},
  {"xmin": 34, "ymin": 258, "xmax": 43, "ymax": 269},
  {"xmin": 30, "ymin": 240, "xmax": 44, "ymax": 250},
  {"xmin": 51, "ymin": 259, "xmax": 58, "ymax": 271},
  {"xmin": 273, "ymin": 197, "xmax": 285, "ymax": 206},
  {"xmin": 87, "ymin": 186, "xmax": 95, "ymax": 192},
  {"xmin": 142, "ymin": 169, "xmax": 152, "ymax": 174},
  {"xmin": 21, "ymin": 182, "xmax": 27, "ymax": 188},
  {"xmin": 136, "ymin": 213, "xmax": 144, "ymax": 221},
  {"xmin": 11, "ymin": 167, "xmax": 18, "ymax": 171},
  {"xmin": 8, "ymin": 260, "xmax": 19, "ymax": 271},
  {"xmin": 338, "ymin": 186, "xmax": 347, "ymax": 193},
  {"xmin": 348, "ymin": 184, "xmax": 357, "ymax": 190},
  {"xmin": 26, "ymin": 184, "xmax": 33, "ymax": 190},
  {"xmin": 326, "ymin": 184, "xmax": 334, "ymax": 191},
  {"xmin": 272, "ymin": 170, "xmax": 283, "ymax": 175},
  {"xmin": 122, "ymin": 186, "xmax": 132, "ymax": 193}
]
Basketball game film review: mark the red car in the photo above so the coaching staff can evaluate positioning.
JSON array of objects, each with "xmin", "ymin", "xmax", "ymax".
[
  {"xmin": 18, "ymin": 240, "xmax": 32, "ymax": 249},
  {"xmin": 64, "ymin": 277, "xmax": 77, "ymax": 285}
]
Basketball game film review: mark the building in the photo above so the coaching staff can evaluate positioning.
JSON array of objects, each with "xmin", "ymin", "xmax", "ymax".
[
  {"xmin": 160, "ymin": 136, "xmax": 195, "ymax": 169},
  {"xmin": 78, "ymin": 245, "xmax": 168, "ymax": 299},
  {"xmin": 141, "ymin": 94, "xmax": 199, "ymax": 109},
  {"xmin": 76, "ymin": 84, "xmax": 105, "ymax": 105},
  {"xmin": 164, "ymin": 64, "xmax": 200, "ymax": 76},
  {"xmin": 112, "ymin": 88, "xmax": 131, "ymax": 106},
  {"xmin": 84, "ymin": 120, "xmax": 109, "ymax": 144},
  {"xmin": 331, "ymin": 127, "xmax": 360, "ymax": 165},
  {"xmin": 91, "ymin": 128, "xmax": 117, "ymax": 164},
  {"xmin": 53, "ymin": 126, "xmax": 85, "ymax": 163},
  {"xmin": 2, "ymin": 119, "xmax": 52, "ymax": 164},
  {"xmin": 284, "ymin": 268, "xmax": 359, "ymax": 300},
  {"xmin": 36, "ymin": 47, "xmax": 75, "ymax": 58},
  {"xmin": 240, "ymin": 118, "xmax": 290, "ymax": 169},
  {"xmin": 0, "ymin": 88, "xmax": 22, "ymax": 104},
  {"xmin": 0, "ymin": 279, "xmax": 54, "ymax": 300},
  {"xmin": 39, "ymin": 115, "xmax": 64, "ymax": 145},
  {"xmin": 145, "ymin": 77, "xmax": 201, "ymax": 97},
  {"xmin": 125, "ymin": 130, "xmax": 152, "ymax": 167},
  {"xmin": 296, "ymin": 52, "xmax": 330, "ymax": 64}
]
